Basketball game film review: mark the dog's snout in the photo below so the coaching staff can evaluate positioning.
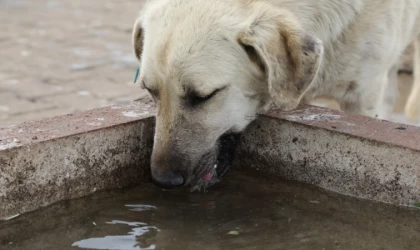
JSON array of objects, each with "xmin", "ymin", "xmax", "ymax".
[{"xmin": 152, "ymin": 171, "xmax": 185, "ymax": 189}]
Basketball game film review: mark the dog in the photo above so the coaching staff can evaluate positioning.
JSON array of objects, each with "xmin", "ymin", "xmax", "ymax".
[{"xmin": 132, "ymin": 0, "xmax": 420, "ymax": 190}]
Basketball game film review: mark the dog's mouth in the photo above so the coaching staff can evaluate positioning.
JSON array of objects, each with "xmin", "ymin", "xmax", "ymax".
[{"xmin": 191, "ymin": 132, "xmax": 241, "ymax": 191}]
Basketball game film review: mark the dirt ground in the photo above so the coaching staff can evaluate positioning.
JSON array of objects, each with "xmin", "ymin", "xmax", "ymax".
[{"xmin": 0, "ymin": 0, "xmax": 418, "ymax": 127}]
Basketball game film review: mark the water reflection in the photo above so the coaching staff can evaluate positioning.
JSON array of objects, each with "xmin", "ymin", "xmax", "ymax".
[
  {"xmin": 125, "ymin": 204, "xmax": 157, "ymax": 212},
  {"xmin": 72, "ymin": 206, "xmax": 159, "ymax": 250}
]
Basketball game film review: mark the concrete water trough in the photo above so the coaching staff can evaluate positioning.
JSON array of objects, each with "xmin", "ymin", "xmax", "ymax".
[{"xmin": 1, "ymin": 96, "xmax": 420, "ymax": 220}]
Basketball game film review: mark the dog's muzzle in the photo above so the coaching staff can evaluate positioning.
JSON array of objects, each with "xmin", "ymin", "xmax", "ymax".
[{"xmin": 191, "ymin": 132, "xmax": 241, "ymax": 191}]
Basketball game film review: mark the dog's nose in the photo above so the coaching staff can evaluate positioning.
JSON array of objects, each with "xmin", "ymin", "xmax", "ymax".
[{"xmin": 152, "ymin": 171, "xmax": 185, "ymax": 189}]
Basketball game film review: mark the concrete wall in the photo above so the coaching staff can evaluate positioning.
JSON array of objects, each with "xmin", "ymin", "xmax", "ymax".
[
  {"xmin": 237, "ymin": 106, "xmax": 420, "ymax": 206},
  {"xmin": 1, "ymin": 98, "xmax": 420, "ymax": 219},
  {"xmin": 0, "ymin": 99, "xmax": 155, "ymax": 219}
]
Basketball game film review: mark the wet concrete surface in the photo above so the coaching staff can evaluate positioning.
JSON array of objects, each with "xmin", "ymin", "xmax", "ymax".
[{"xmin": 1, "ymin": 169, "xmax": 420, "ymax": 250}]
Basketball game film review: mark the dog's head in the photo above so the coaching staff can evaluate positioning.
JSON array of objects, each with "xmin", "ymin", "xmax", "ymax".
[{"xmin": 133, "ymin": 0, "xmax": 323, "ymax": 190}]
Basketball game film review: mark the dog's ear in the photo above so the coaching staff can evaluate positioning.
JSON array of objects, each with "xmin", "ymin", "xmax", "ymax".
[
  {"xmin": 132, "ymin": 18, "xmax": 144, "ymax": 62},
  {"xmin": 238, "ymin": 7, "xmax": 323, "ymax": 110}
]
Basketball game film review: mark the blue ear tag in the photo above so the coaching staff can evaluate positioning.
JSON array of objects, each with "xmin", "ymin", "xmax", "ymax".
[{"xmin": 133, "ymin": 66, "xmax": 140, "ymax": 84}]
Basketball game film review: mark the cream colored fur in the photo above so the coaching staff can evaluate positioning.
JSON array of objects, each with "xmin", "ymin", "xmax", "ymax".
[
  {"xmin": 132, "ymin": 0, "xmax": 420, "ymax": 184},
  {"xmin": 134, "ymin": 0, "xmax": 420, "ymax": 118}
]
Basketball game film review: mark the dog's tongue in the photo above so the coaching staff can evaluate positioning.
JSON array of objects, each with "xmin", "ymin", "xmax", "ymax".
[{"xmin": 202, "ymin": 171, "xmax": 214, "ymax": 182}]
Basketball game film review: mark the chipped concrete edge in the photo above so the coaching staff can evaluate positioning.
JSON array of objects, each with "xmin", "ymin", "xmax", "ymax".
[{"xmin": 2, "ymin": 99, "xmax": 420, "ymax": 219}]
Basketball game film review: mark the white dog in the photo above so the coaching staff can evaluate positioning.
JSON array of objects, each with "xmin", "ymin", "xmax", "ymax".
[{"xmin": 132, "ymin": 0, "xmax": 420, "ymax": 190}]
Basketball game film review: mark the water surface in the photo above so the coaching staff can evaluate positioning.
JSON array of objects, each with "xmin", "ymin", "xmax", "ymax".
[{"xmin": 1, "ymin": 169, "xmax": 420, "ymax": 250}]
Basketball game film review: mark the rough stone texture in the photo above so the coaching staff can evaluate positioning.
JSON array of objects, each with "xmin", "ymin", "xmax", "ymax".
[
  {"xmin": 237, "ymin": 105, "xmax": 420, "ymax": 207},
  {"xmin": 3, "ymin": 98, "xmax": 420, "ymax": 219},
  {"xmin": 0, "ymin": 97, "xmax": 155, "ymax": 150},
  {"xmin": 265, "ymin": 105, "xmax": 420, "ymax": 151},
  {"xmin": 0, "ymin": 99, "xmax": 155, "ymax": 219}
]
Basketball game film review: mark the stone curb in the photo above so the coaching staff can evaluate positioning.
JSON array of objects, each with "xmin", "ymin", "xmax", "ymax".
[{"xmin": 2, "ymin": 100, "xmax": 420, "ymax": 219}]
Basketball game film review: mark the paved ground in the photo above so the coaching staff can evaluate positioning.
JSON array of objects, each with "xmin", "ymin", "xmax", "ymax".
[
  {"xmin": 0, "ymin": 0, "xmax": 417, "ymax": 127},
  {"xmin": 0, "ymin": 0, "xmax": 147, "ymax": 126}
]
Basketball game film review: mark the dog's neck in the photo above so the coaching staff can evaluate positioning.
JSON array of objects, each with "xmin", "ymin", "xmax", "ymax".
[{"xmin": 271, "ymin": 0, "xmax": 364, "ymax": 43}]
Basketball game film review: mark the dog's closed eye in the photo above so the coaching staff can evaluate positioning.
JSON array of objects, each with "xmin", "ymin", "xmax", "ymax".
[{"xmin": 187, "ymin": 87, "xmax": 226, "ymax": 107}]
